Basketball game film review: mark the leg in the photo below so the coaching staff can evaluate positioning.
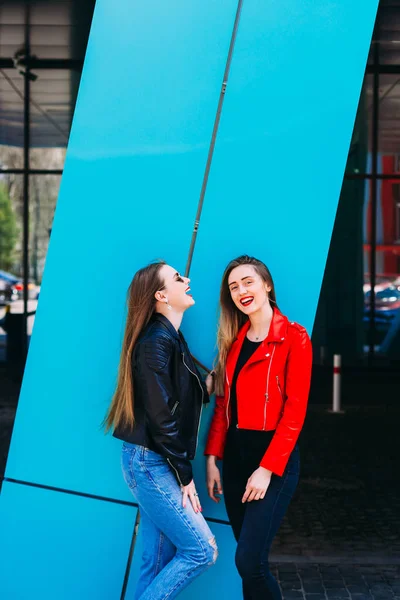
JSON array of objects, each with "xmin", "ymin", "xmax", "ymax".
[
  {"xmin": 123, "ymin": 444, "xmax": 175, "ymax": 596},
  {"xmin": 122, "ymin": 444, "xmax": 217, "ymax": 600},
  {"xmin": 222, "ymin": 450, "xmax": 247, "ymax": 542},
  {"xmin": 134, "ymin": 509, "xmax": 176, "ymax": 600},
  {"xmin": 222, "ymin": 432, "xmax": 252, "ymax": 600},
  {"xmin": 235, "ymin": 446, "xmax": 300, "ymax": 600}
]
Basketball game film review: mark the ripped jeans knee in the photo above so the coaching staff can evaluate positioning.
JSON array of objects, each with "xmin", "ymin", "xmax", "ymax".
[{"xmin": 207, "ymin": 535, "xmax": 218, "ymax": 565}]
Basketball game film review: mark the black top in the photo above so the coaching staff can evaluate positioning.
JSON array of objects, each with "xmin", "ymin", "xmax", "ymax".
[{"xmin": 230, "ymin": 336, "xmax": 262, "ymax": 428}]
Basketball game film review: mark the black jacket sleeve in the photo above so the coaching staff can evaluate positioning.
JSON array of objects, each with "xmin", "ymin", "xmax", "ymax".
[{"xmin": 134, "ymin": 334, "xmax": 193, "ymax": 486}]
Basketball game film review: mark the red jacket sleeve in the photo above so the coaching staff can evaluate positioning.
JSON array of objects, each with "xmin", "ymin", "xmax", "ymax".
[
  {"xmin": 204, "ymin": 394, "xmax": 228, "ymax": 459},
  {"xmin": 260, "ymin": 328, "xmax": 312, "ymax": 476}
]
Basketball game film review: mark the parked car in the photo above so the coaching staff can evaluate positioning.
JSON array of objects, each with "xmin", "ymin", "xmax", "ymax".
[
  {"xmin": 0, "ymin": 270, "xmax": 38, "ymax": 305},
  {"xmin": 363, "ymin": 276, "xmax": 400, "ymax": 350},
  {"xmin": 365, "ymin": 283, "xmax": 400, "ymax": 314}
]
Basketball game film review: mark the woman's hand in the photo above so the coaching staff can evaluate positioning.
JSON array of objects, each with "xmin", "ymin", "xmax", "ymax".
[
  {"xmin": 181, "ymin": 480, "xmax": 202, "ymax": 513},
  {"xmin": 242, "ymin": 467, "xmax": 272, "ymax": 503},
  {"xmin": 206, "ymin": 456, "xmax": 223, "ymax": 503},
  {"xmin": 205, "ymin": 370, "xmax": 215, "ymax": 396}
]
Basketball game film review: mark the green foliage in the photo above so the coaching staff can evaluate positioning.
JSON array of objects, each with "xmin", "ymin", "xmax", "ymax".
[{"xmin": 0, "ymin": 182, "xmax": 18, "ymax": 271}]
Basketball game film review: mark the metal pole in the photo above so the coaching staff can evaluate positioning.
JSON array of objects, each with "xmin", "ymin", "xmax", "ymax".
[
  {"xmin": 369, "ymin": 15, "xmax": 380, "ymax": 361},
  {"xmin": 120, "ymin": 511, "xmax": 141, "ymax": 600},
  {"xmin": 332, "ymin": 354, "xmax": 342, "ymax": 413},
  {"xmin": 22, "ymin": 4, "xmax": 31, "ymax": 362}
]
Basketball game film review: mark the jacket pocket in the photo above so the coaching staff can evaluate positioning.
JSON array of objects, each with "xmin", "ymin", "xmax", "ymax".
[{"xmin": 121, "ymin": 446, "xmax": 137, "ymax": 490}]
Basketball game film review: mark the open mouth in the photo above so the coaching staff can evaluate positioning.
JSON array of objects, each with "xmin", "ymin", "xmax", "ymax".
[
  {"xmin": 240, "ymin": 296, "xmax": 254, "ymax": 307},
  {"xmin": 185, "ymin": 286, "xmax": 192, "ymax": 297}
]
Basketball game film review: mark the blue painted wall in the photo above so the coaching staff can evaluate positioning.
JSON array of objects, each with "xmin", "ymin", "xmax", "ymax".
[{"xmin": 0, "ymin": 0, "xmax": 378, "ymax": 598}]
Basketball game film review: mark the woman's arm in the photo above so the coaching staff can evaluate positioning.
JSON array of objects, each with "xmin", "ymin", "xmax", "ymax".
[
  {"xmin": 260, "ymin": 327, "xmax": 313, "ymax": 476},
  {"xmin": 204, "ymin": 393, "xmax": 228, "ymax": 459},
  {"xmin": 204, "ymin": 392, "xmax": 227, "ymax": 502}
]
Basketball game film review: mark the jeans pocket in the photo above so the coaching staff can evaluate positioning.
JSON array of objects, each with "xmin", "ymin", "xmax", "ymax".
[
  {"xmin": 121, "ymin": 445, "xmax": 138, "ymax": 490},
  {"xmin": 142, "ymin": 449, "xmax": 173, "ymax": 482}
]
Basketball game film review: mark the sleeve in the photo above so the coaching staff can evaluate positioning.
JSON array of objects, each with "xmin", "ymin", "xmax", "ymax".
[
  {"xmin": 135, "ymin": 336, "xmax": 193, "ymax": 486},
  {"xmin": 204, "ymin": 393, "xmax": 228, "ymax": 459},
  {"xmin": 260, "ymin": 328, "xmax": 312, "ymax": 476}
]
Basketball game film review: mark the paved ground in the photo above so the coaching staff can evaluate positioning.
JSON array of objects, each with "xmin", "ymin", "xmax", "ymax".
[
  {"xmin": 0, "ymin": 368, "xmax": 399, "ymax": 599},
  {"xmin": 274, "ymin": 564, "xmax": 400, "ymax": 600},
  {"xmin": 271, "ymin": 405, "xmax": 400, "ymax": 563}
]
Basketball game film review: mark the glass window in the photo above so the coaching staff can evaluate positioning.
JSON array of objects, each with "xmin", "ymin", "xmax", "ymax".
[{"xmin": 29, "ymin": 174, "xmax": 61, "ymax": 283}]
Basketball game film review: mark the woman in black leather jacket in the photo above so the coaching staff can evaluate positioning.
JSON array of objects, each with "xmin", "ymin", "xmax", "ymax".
[{"xmin": 105, "ymin": 261, "xmax": 217, "ymax": 600}]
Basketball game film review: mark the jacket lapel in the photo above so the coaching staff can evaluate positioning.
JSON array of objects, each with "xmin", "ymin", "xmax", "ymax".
[{"xmin": 227, "ymin": 310, "xmax": 289, "ymax": 375}]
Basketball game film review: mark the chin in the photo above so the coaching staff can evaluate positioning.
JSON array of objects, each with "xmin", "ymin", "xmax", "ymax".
[
  {"xmin": 185, "ymin": 296, "xmax": 195, "ymax": 309},
  {"xmin": 236, "ymin": 302, "xmax": 257, "ymax": 315}
]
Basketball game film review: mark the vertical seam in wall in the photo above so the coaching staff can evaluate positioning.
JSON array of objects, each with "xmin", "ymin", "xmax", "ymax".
[{"xmin": 185, "ymin": 0, "xmax": 245, "ymax": 276}]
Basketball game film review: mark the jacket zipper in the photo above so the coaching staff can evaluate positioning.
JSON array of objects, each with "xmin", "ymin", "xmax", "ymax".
[
  {"xmin": 167, "ymin": 458, "xmax": 183, "ymax": 486},
  {"xmin": 171, "ymin": 401, "xmax": 179, "ymax": 415},
  {"xmin": 263, "ymin": 345, "xmax": 276, "ymax": 430},
  {"xmin": 226, "ymin": 372, "xmax": 231, "ymax": 428},
  {"xmin": 182, "ymin": 353, "xmax": 204, "ymax": 454}
]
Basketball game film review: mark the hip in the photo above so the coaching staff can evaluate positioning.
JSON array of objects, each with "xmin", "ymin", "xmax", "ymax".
[{"xmin": 224, "ymin": 427, "xmax": 300, "ymax": 478}]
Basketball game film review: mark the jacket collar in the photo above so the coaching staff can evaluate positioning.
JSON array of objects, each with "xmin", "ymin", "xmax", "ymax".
[
  {"xmin": 235, "ymin": 308, "xmax": 288, "ymax": 345},
  {"xmin": 152, "ymin": 312, "xmax": 180, "ymax": 340},
  {"xmin": 226, "ymin": 309, "xmax": 289, "ymax": 382}
]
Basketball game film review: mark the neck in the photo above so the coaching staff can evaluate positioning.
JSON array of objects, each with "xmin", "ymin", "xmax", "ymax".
[
  {"xmin": 156, "ymin": 306, "xmax": 184, "ymax": 331},
  {"xmin": 248, "ymin": 302, "xmax": 274, "ymax": 337}
]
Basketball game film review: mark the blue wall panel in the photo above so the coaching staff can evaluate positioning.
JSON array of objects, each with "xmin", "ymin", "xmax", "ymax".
[
  {"xmin": 0, "ymin": 0, "xmax": 378, "ymax": 598},
  {"xmin": 4, "ymin": 0, "xmax": 238, "ymax": 499},
  {"xmin": 184, "ymin": 0, "xmax": 379, "ymax": 360},
  {"xmin": 0, "ymin": 482, "xmax": 136, "ymax": 599}
]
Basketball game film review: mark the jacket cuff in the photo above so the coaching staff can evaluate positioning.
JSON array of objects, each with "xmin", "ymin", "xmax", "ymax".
[
  {"xmin": 204, "ymin": 439, "xmax": 224, "ymax": 460},
  {"xmin": 259, "ymin": 452, "xmax": 286, "ymax": 476}
]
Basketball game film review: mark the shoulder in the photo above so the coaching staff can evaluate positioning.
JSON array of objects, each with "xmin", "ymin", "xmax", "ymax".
[
  {"xmin": 136, "ymin": 321, "xmax": 175, "ymax": 371},
  {"xmin": 287, "ymin": 320, "xmax": 311, "ymax": 346},
  {"xmin": 287, "ymin": 320, "xmax": 308, "ymax": 334}
]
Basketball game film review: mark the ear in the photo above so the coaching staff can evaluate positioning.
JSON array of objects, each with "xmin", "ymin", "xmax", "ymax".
[
  {"xmin": 266, "ymin": 286, "xmax": 272, "ymax": 293},
  {"xmin": 154, "ymin": 290, "xmax": 167, "ymax": 303}
]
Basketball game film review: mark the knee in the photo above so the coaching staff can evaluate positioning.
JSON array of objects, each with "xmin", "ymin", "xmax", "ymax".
[
  {"xmin": 204, "ymin": 536, "xmax": 218, "ymax": 567},
  {"xmin": 183, "ymin": 535, "xmax": 218, "ymax": 569},
  {"xmin": 193, "ymin": 535, "xmax": 218, "ymax": 568},
  {"xmin": 235, "ymin": 546, "xmax": 263, "ymax": 581},
  {"xmin": 235, "ymin": 546, "xmax": 251, "ymax": 580}
]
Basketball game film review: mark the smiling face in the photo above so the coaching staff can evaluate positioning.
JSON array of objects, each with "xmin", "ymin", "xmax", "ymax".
[
  {"xmin": 228, "ymin": 264, "xmax": 271, "ymax": 316},
  {"xmin": 156, "ymin": 264, "xmax": 194, "ymax": 312}
]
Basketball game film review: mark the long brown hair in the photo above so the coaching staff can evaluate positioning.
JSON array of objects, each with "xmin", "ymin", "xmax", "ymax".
[
  {"xmin": 104, "ymin": 261, "xmax": 166, "ymax": 432},
  {"xmin": 214, "ymin": 255, "xmax": 278, "ymax": 396}
]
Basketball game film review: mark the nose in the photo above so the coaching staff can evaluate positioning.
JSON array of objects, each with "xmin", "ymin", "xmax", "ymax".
[
  {"xmin": 185, "ymin": 277, "xmax": 190, "ymax": 285},
  {"xmin": 238, "ymin": 284, "xmax": 247, "ymax": 295}
]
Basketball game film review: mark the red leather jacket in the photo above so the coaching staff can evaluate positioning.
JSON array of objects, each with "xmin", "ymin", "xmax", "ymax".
[{"xmin": 205, "ymin": 309, "xmax": 312, "ymax": 476}]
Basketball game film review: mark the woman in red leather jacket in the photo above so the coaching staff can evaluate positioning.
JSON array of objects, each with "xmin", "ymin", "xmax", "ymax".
[{"xmin": 205, "ymin": 255, "xmax": 312, "ymax": 600}]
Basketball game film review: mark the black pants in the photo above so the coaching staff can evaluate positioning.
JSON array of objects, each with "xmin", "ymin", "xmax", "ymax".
[{"xmin": 223, "ymin": 428, "xmax": 300, "ymax": 600}]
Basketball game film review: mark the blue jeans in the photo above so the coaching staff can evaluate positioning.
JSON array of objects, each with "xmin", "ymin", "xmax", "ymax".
[
  {"xmin": 121, "ymin": 443, "xmax": 217, "ymax": 600},
  {"xmin": 223, "ymin": 428, "xmax": 300, "ymax": 600}
]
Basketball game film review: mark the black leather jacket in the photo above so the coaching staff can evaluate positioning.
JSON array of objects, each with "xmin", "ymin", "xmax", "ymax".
[{"xmin": 113, "ymin": 313, "xmax": 209, "ymax": 486}]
